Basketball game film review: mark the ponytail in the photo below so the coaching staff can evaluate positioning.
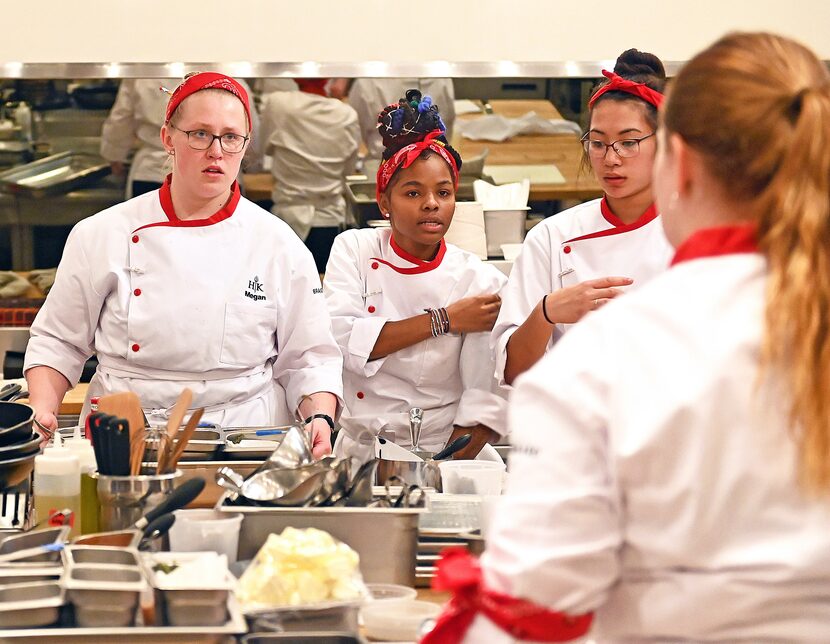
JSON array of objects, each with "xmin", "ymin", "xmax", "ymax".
[{"xmin": 664, "ymin": 32, "xmax": 830, "ymax": 493}]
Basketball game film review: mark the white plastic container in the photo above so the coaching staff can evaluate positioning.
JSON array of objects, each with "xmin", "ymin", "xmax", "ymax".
[
  {"xmin": 169, "ymin": 509, "xmax": 243, "ymax": 563},
  {"xmin": 361, "ymin": 598, "xmax": 442, "ymax": 641},
  {"xmin": 483, "ymin": 207, "xmax": 529, "ymax": 257},
  {"xmin": 33, "ymin": 433, "xmax": 81, "ymax": 537},
  {"xmin": 13, "ymin": 102, "xmax": 32, "ymax": 141},
  {"xmin": 438, "ymin": 461, "xmax": 506, "ymax": 495}
]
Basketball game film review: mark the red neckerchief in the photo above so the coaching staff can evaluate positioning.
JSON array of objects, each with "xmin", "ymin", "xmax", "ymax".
[
  {"xmin": 375, "ymin": 129, "xmax": 459, "ymax": 203},
  {"xmin": 133, "ymin": 174, "xmax": 240, "ymax": 233},
  {"xmin": 422, "ymin": 548, "xmax": 594, "ymax": 644},
  {"xmin": 589, "ymin": 70, "xmax": 664, "ymax": 108},
  {"xmin": 671, "ymin": 224, "xmax": 759, "ymax": 266},
  {"xmin": 370, "ymin": 236, "xmax": 447, "ymax": 275}
]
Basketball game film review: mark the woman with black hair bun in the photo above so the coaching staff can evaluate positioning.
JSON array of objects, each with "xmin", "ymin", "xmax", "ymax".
[
  {"xmin": 492, "ymin": 49, "xmax": 675, "ymax": 385},
  {"xmin": 324, "ymin": 90, "xmax": 508, "ymax": 462}
]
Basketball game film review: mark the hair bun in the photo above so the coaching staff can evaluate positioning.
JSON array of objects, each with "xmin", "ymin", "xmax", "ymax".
[
  {"xmin": 377, "ymin": 88, "xmax": 448, "ymax": 157},
  {"xmin": 614, "ymin": 48, "xmax": 666, "ymax": 81}
]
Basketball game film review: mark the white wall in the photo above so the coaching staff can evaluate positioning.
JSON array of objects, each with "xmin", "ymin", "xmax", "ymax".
[{"xmin": 5, "ymin": 0, "xmax": 829, "ymax": 63}]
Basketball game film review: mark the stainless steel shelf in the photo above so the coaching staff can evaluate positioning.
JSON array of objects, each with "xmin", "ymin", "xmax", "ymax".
[{"xmin": 0, "ymin": 61, "xmax": 690, "ymax": 79}]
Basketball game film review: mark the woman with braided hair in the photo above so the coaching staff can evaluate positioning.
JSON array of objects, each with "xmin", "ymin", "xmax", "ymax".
[
  {"xmin": 324, "ymin": 90, "xmax": 508, "ymax": 462},
  {"xmin": 492, "ymin": 49, "xmax": 675, "ymax": 386},
  {"xmin": 425, "ymin": 32, "xmax": 830, "ymax": 642}
]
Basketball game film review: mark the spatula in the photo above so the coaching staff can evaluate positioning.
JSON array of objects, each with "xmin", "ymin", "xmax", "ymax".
[
  {"xmin": 165, "ymin": 407, "xmax": 204, "ymax": 472},
  {"xmin": 158, "ymin": 388, "xmax": 192, "ymax": 473},
  {"xmin": 97, "ymin": 392, "xmax": 145, "ymax": 476}
]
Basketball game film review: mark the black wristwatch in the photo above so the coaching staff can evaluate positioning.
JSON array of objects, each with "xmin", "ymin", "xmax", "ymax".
[{"xmin": 304, "ymin": 413, "xmax": 335, "ymax": 431}]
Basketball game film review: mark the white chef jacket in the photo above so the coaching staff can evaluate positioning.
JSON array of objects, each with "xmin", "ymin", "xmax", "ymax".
[
  {"xmin": 471, "ymin": 226, "xmax": 830, "ymax": 642},
  {"xmin": 100, "ymin": 79, "xmax": 262, "ymax": 198},
  {"xmin": 259, "ymin": 91, "xmax": 360, "ymax": 240},
  {"xmin": 24, "ymin": 177, "xmax": 343, "ymax": 427},
  {"xmin": 492, "ymin": 197, "xmax": 673, "ymax": 384},
  {"xmin": 347, "ymin": 78, "xmax": 456, "ymax": 172},
  {"xmin": 324, "ymin": 228, "xmax": 508, "ymax": 458}
]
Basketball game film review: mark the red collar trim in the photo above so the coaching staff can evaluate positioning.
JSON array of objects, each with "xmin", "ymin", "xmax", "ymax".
[
  {"xmin": 564, "ymin": 199, "xmax": 658, "ymax": 244},
  {"xmin": 371, "ymin": 237, "xmax": 447, "ymax": 275},
  {"xmin": 133, "ymin": 174, "xmax": 240, "ymax": 233},
  {"xmin": 671, "ymin": 224, "xmax": 759, "ymax": 266}
]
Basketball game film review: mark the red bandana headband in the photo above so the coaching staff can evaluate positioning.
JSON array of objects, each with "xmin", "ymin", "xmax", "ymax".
[
  {"xmin": 588, "ymin": 69, "xmax": 664, "ymax": 109},
  {"xmin": 375, "ymin": 129, "xmax": 459, "ymax": 204},
  {"xmin": 164, "ymin": 72, "xmax": 251, "ymax": 127}
]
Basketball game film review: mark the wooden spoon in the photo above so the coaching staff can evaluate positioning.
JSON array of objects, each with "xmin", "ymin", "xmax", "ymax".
[
  {"xmin": 166, "ymin": 407, "xmax": 204, "ymax": 472},
  {"xmin": 158, "ymin": 388, "xmax": 192, "ymax": 473}
]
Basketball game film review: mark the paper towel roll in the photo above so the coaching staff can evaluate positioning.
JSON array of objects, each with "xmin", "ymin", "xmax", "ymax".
[{"xmin": 445, "ymin": 201, "xmax": 487, "ymax": 259}]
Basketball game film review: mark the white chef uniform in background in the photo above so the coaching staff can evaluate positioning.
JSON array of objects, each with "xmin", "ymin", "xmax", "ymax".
[
  {"xmin": 491, "ymin": 197, "xmax": 673, "ymax": 384},
  {"xmin": 348, "ymin": 78, "xmax": 456, "ymax": 174},
  {"xmin": 472, "ymin": 245, "xmax": 830, "ymax": 642},
  {"xmin": 324, "ymin": 227, "xmax": 507, "ymax": 461},
  {"xmin": 24, "ymin": 179, "xmax": 343, "ymax": 426},
  {"xmin": 100, "ymin": 78, "xmax": 262, "ymax": 199},
  {"xmin": 259, "ymin": 89, "xmax": 360, "ymax": 240}
]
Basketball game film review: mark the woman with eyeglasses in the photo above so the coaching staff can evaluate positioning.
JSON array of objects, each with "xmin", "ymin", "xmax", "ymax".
[
  {"xmin": 492, "ymin": 49, "xmax": 674, "ymax": 385},
  {"xmin": 24, "ymin": 73, "xmax": 343, "ymax": 457}
]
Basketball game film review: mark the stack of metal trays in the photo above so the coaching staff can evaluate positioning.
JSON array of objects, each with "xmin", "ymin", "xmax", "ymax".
[
  {"xmin": 416, "ymin": 493, "xmax": 483, "ymax": 587},
  {"xmin": 0, "ymin": 151, "xmax": 110, "ymax": 198}
]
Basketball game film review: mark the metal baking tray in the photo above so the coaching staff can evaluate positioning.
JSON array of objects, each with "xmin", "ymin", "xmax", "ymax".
[
  {"xmin": 0, "ymin": 595, "xmax": 247, "ymax": 642},
  {"xmin": 219, "ymin": 497, "xmax": 422, "ymax": 586},
  {"xmin": 146, "ymin": 429, "xmax": 223, "ymax": 461},
  {"xmin": 64, "ymin": 546, "xmax": 140, "ymax": 568},
  {"xmin": 0, "ymin": 581, "xmax": 64, "ymax": 628},
  {"xmin": 222, "ymin": 427, "xmax": 287, "ymax": 460},
  {"xmin": 243, "ymin": 634, "xmax": 367, "ymax": 644},
  {"xmin": 0, "ymin": 526, "xmax": 69, "ymax": 564},
  {"xmin": 0, "ymin": 151, "xmax": 110, "ymax": 198}
]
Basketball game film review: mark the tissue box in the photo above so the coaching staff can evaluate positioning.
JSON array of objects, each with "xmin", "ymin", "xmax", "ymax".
[{"xmin": 484, "ymin": 208, "xmax": 529, "ymax": 257}]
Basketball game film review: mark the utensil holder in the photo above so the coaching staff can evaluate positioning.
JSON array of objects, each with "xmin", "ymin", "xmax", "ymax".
[{"xmin": 93, "ymin": 468, "xmax": 182, "ymax": 531}]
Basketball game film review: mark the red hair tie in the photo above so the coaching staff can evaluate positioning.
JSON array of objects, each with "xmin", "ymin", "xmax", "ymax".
[
  {"xmin": 164, "ymin": 72, "xmax": 251, "ymax": 127},
  {"xmin": 421, "ymin": 548, "xmax": 594, "ymax": 644},
  {"xmin": 589, "ymin": 69, "xmax": 664, "ymax": 109},
  {"xmin": 375, "ymin": 129, "xmax": 459, "ymax": 204}
]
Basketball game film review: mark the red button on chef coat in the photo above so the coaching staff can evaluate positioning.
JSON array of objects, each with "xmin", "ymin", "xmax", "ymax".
[
  {"xmin": 368, "ymin": 306, "xmax": 376, "ymax": 313},
  {"xmin": 132, "ymin": 235, "xmax": 139, "ymax": 243},
  {"xmin": 131, "ymin": 343, "xmax": 140, "ymax": 352},
  {"xmin": 356, "ymin": 391, "xmax": 365, "ymax": 399},
  {"xmin": 133, "ymin": 289, "xmax": 141, "ymax": 296}
]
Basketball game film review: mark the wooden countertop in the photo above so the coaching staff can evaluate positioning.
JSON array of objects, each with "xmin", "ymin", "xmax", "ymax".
[{"xmin": 243, "ymin": 98, "xmax": 601, "ymax": 205}]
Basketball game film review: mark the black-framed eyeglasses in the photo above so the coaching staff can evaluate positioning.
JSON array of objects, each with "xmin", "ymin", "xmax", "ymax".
[
  {"xmin": 580, "ymin": 132, "xmax": 656, "ymax": 159},
  {"xmin": 169, "ymin": 124, "xmax": 249, "ymax": 153}
]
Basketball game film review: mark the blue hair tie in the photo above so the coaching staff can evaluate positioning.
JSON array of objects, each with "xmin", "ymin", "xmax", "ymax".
[
  {"xmin": 418, "ymin": 96, "xmax": 433, "ymax": 113},
  {"xmin": 390, "ymin": 108, "xmax": 404, "ymax": 131},
  {"xmin": 437, "ymin": 115, "xmax": 447, "ymax": 132}
]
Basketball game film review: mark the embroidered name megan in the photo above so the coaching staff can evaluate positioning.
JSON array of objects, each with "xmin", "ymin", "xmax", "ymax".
[{"xmin": 245, "ymin": 291, "xmax": 266, "ymax": 302}]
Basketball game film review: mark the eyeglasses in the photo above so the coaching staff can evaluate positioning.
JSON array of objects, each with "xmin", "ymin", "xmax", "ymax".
[
  {"xmin": 169, "ymin": 124, "xmax": 249, "ymax": 154},
  {"xmin": 580, "ymin": 132, "xmax": 656, "ymax": 159}
]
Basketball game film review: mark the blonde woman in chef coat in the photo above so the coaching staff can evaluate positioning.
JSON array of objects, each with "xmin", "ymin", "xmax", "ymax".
[
  {"xmin": 26, "ymin": 72, "xmax": 342, "ymax": 458},
  {"xmin": 324, "ymin": 90, "xmax": 507, "ymax": 461},
  {"xmin": 423, "ymin": 32, "xmax": 830, "ymax": 643},
  {"xmin": 493, "ymin": 49, "xmax": 674, "ymax": 385},
  {"xmin": 100, "ymin": 78, "xmax": 261, "ymax": 199}
]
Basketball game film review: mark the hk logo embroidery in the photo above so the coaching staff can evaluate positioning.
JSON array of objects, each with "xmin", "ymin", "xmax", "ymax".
[{"xmin": 245, "ymin": 276, "xmax": 266, "ymax": 302}]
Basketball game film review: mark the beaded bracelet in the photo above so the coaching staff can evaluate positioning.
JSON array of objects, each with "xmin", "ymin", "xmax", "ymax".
[{"xmin": 424, "ymin": 307, "xmax": 449, "ymax": 337}]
